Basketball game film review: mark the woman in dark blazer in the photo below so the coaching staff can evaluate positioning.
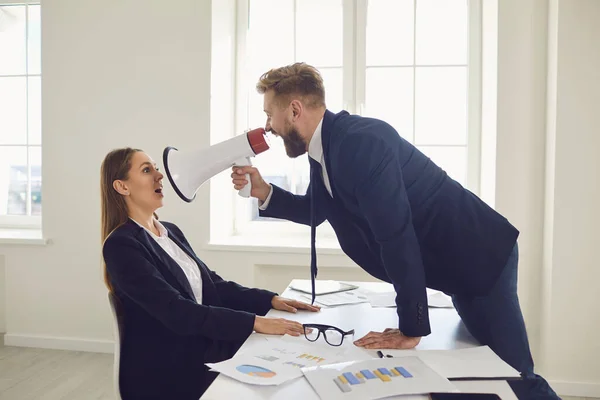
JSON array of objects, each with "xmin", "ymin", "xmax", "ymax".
[{"xmin": 100, "ymin": 148, "xmax": 319, "ymax": 400}]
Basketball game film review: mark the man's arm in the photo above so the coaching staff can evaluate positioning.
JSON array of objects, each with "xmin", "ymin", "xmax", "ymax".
[
  {"xmin": 337, "ymin": 134, "xmax": 431, "ymax": 337},
  {"xmin": 258, "ymin": 182, "xmax": 327, "ymax": 226}
]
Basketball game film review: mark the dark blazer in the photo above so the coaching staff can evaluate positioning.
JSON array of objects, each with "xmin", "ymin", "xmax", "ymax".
[
  {"xmin": 260, "ymin": 110, "xmax": 519, "ymax": 337},
  {"xmin": 103, "ymin": 219, "xmax": 277, "ymax": 400}
]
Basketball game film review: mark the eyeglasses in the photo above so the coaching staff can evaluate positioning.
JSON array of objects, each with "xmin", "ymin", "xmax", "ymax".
[{"xmin": 302, "ymin": 324, "xmax": 355, "ymax": 347}]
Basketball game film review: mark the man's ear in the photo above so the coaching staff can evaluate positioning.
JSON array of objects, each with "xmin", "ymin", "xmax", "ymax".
[
  {"xmin": 113, "ymin": 180, "xmax": 129, "ymax": 196},
  {"xmin": 290, "ymin": 99, "xmax": 303, "ymax": 121}
]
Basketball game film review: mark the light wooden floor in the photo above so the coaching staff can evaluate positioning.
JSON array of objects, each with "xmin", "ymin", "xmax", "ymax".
[
  {"xmin": 0, "ymin": 342, "xmax": 596, "ymax": 400},
  {"xmin": 0, "ymin": 343, "xmax": 114, "ymax": 400}
]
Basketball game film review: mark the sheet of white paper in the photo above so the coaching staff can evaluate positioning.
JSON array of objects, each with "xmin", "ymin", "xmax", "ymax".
[
  {"xmin": 426, "ymin": 290, "xmax": 454, "ymax": 308},
  {"xmin": 367, "ymin": 292, "xmax": 397, "ymax": 307},
  {"xmin": 311, "ymin": 288, "xmax": 372, "ymax": 306},
  {"xmin": 302, "ymin": 357, "xmax": 458, "ymax": 400},
  {"xmin": 452, "ymin": 380, "xmax": 518, "ymax": 400},
  {"xmin": 365, "ymin": 290, "xmax": 454, "ymax": 308},
  {"xmin": 206, "ymin": 353, "xmax": 302, "ymax": 386},
  {"xmin": 239, "ymin": 338, "xmax": 349, "ymax": 368},
  {"xmin": 382, "ymin": 346, "xmax": 520, "ymax": 379},
  {"xmin": 208, "ymin": 337, "xmax": 351, "ymax": 386}
]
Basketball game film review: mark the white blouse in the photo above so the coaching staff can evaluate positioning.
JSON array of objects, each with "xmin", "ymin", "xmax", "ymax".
[{"xmin": 132, "ymin": 218, "xmax": 203, "ymax": 304}]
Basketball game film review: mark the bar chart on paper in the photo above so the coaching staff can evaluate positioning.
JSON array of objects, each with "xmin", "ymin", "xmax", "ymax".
[
  {"xmin": 333, "ymin": 365, "xmax": 414, "ymax": 393},
  {"xmin": 256, "ymin": 350, "xmax": 330, "ymax": 368},
  {"xmin": 302, "ymin": 357, "xmax": 458, "ymax": 400}
]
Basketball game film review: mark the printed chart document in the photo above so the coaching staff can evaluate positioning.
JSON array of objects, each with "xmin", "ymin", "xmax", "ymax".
[
  {"xmin": 206, "ymin": 337, "xmax": 349, "ymax": 386},
  {"xmin": 302, "ymin": 357, "xmax": 458, "ymax": 400}
]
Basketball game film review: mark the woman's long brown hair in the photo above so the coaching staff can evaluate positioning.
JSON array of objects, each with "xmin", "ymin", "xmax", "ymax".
[{"xmin": 100, "ymin": 147, "xmax": 141, "ymax": 292}]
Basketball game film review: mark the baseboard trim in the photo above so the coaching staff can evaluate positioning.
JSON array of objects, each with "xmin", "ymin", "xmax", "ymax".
[
  {"xmin": 550, "ymin": 380, "xmax": 600, "ymax": 398},
  {"xmin": 4, "ymin": 333, "xmax": 114, "ymax": 354}
]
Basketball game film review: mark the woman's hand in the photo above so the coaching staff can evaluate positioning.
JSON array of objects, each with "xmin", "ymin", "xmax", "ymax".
[
  {"xmin": 271, "ymin": 296, "xmax": 321, "ymax": 313},
  {"xmin": 253, "ymin": 316, "xmax": 306, "ymax": 336}
]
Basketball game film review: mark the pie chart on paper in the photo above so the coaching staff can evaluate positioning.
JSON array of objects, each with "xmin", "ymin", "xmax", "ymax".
[{"xmin": 236, "ymin": 364, "xmax": 277, "ymax": 378}]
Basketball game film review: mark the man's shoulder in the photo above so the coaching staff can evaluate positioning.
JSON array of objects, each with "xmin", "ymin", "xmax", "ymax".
[{"xmin": 330, "ymin": 112, "xmax": 401, "ymax": 142}]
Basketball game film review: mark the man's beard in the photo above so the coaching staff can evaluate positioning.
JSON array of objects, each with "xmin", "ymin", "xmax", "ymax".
[{"xmin": 281, "ymin": 125, "xmax": 306, "ymax": 158}]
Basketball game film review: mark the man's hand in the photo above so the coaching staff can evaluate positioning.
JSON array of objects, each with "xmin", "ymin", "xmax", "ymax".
[
  {"xmin": 271, "ymin": 296, "xmax": 321, "ymax": 313},
  {"xmin": 231, "ymin": 166, "xmax": 271, "ymax": 202},
  {"xmin": 353, "ymin": 328, "xmax": 421, "ymax": 349}
]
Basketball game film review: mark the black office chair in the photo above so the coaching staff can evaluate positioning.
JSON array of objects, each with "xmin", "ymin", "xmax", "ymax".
[{"xmin": 108, "ymin": 292, "xmax": 124, "ymax": 400}]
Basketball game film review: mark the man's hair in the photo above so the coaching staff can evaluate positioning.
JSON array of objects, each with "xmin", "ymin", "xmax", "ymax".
[{"xmin": 256, "ymin": 62, "xmax": 326, "ymax": 109}]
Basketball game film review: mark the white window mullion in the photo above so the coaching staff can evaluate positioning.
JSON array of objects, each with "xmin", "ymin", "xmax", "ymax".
[
  {"xmin": 25, "ymin": 2, "xmax": 32, "ymax": 216},
  {"xmin": 412, "ymin": 0, "xmax": 417, "ymax": 144},
  {"xmin": 342, "ymin": 0, "xmax": 356, "ymax": 113},
  {"xmin": 233, "ymin": 0, "xmax": 251, "ymax": 235},
  {"xmin": 466, "ymin": 0, "xmax": 482, "ymax": 195},
  {"xmin": 354, "ymin": 0, "xmax": 367, "ymax": 115}
]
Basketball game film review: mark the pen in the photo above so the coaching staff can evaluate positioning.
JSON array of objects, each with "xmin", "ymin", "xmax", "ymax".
[{"xmin": 376, "ymin": 350, "xmax": 393, "ymax": 358}]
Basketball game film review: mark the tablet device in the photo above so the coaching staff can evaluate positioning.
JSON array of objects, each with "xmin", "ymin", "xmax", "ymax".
[
  {"xmin": 430, "ymin": 394, "xmax": 501, "ymax": 400},
  {"xmin": 289, "ymin": 280, "xmax": 359, "ymax": 296}
]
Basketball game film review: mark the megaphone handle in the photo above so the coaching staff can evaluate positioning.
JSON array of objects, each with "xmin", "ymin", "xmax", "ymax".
[{"xmin": 234, "ymin": 157, "xmax": 252, "ymax": 198}]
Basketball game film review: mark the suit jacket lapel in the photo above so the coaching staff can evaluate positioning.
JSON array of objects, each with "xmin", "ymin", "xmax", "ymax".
[
  {"xmin": 134, "ymin": 225, "xmax": 197, "ymax": 302},
  {"xmin": 162, "ymin": 227, "xmax": 221, "ymax": 306},
  {"xmin": 320, "ymin": 109, "xmax": 347, "ymax": 193}
]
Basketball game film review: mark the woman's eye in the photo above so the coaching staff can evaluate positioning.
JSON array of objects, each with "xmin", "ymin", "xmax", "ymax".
[{"xmin": 143, "ymin": 168, "xmax": 150, "ymax": 173}]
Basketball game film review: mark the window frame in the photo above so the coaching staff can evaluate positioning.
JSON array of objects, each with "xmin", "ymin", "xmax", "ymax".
[
  {"xmin": 0, "ymin": 0, "xmax": 42, "ymax": 229},
  {"xmin": 225, "ymin": 0, "xmax": 482, "ymax": 243}
]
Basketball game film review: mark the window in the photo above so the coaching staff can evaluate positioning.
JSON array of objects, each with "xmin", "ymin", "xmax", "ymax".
[
  {"xmin": 231, "ymin": 0, "xmax": 480, "ymax": 242},
  {"xmin": 0, "ymin": 2, "xmax": 41, "ymax": 229}
]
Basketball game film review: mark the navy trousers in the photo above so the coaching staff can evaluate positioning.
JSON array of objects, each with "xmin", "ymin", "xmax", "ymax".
[{"xmin": 450, "ymin": 243, "xmax": 560, "ymax": 399}]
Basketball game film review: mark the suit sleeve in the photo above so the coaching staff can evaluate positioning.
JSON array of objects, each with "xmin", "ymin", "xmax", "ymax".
[
  {"xmin": 167, "ymin": 223, "xmax": 277, "ymax": 316},
  {"xmin": 258, "ymin": 183, "xmax": 327, "ymax": 226},
  {"xmin": 336, "ymin": 134, "xmax": 431, "ymax": 337},
  {"xmin": 103, "ymin": 235, "xmax": 256, "ymax": 341},
  {"xmin": 208, "ymin": 270, "xmax": 277, "ymax": 316}
]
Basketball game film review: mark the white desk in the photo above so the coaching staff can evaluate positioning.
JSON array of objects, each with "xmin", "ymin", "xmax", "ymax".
[{"xmin": 202, "ymin": 280, "xmax": 517, "ymax": 400}]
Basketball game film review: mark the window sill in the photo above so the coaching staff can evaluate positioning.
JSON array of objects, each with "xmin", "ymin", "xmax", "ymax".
[
  {"xmin": 205, "ymin": 234, "xmax": 344, "ymax": 256},
  {"xmin": 0, "ymin": 229, "xmax": 49, "ymax": 246}
]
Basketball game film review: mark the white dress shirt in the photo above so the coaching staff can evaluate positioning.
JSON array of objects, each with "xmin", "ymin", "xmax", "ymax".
[
  {"xmin": 132, "ymin": 218, "xmax": 203, "ymax": 304},
  {"xmin": 260, "ymin": 118, "xmax": 332, "ymax": 210}
]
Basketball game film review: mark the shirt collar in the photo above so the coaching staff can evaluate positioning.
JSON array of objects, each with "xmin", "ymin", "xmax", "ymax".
[
  {"xmin": 131, "ymin": 217, "xmax": 168, "ymax": 238},
  {"xmin": 307, "ymin": 117, "xmax": 324, "ymax": 163}
]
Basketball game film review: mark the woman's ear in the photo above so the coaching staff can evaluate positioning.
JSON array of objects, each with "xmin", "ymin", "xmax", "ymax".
[{"xmin": 113, "ymin": 180, "xmax": 129, "ymax": 196}]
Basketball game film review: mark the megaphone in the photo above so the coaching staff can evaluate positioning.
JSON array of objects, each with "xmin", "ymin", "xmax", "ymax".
[{"xmin": 162, "ymin": 128, "xmax": 269, "ymax": 202}]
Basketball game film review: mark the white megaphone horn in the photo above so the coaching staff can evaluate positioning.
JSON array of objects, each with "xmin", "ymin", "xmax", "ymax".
[{"xmin": 162, "ymin": 128, "xmax": 269, "ymax": 202}]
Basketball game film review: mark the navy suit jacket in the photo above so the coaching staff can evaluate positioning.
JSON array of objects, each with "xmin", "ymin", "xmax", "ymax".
[
  {"xmin": 260, "ymin": 110, "xmax": 519, "ymax": 337},
  {"xmin": 103, "ymin": 219, "xmax": 276, "ymax": 400}
]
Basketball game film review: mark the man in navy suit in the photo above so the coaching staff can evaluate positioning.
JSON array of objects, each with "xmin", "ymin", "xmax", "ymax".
[{"xmin": 232, "ymin": 63, "xmax": 559, "ymax": 399}]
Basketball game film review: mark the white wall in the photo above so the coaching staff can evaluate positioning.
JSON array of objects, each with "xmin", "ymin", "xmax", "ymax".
[
  {"xmin": 493, "ymin": 0, "xmax": 550, "ymax": 362},
  {"xmin": 540, "ymin": 0, "xmax": 600, "ymax": 396},
  {"xmin": 0, "ymin": 254, "xmax": 5, "ymax": 334},
  {"xmin": 0, "ymin": 0, "xmax": 373, "ymax": 353},
  {"xmin": 0, "ymin": 0, "xmax": 598, "ymax": 396}
]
